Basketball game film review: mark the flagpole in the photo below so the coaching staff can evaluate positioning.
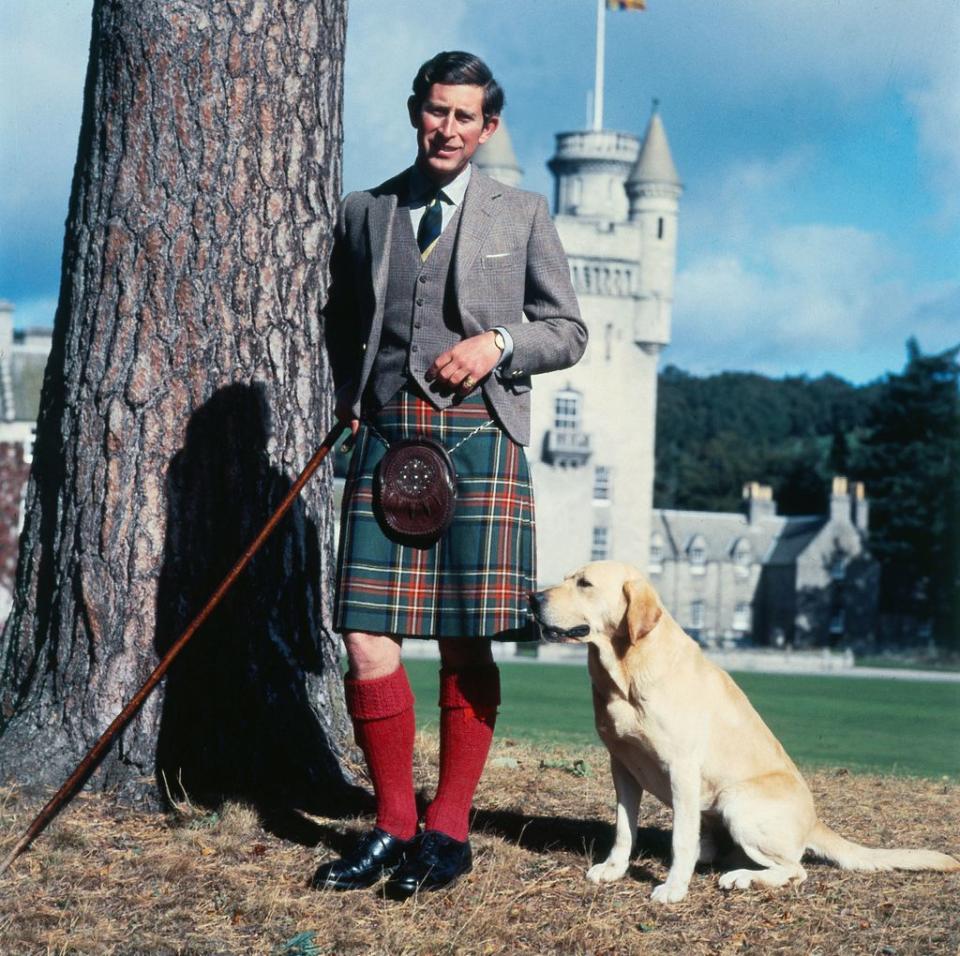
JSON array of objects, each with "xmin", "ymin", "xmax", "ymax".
[{"xmin": 593, "ymin": 0, "xmax": 604, "ymax": 131}]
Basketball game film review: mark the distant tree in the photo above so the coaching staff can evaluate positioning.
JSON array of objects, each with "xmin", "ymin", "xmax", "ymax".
[
  {"xmin": 0, "ymin": 0, "xmax": 356, "ymax": 810},
  {"xmin": 854, "ymin": 339, "xmax": 960, "ymax": 647},
  {"xmin": 828, "ymin": 426, "xmax": 850, "ymax": 476},
  {"xmin": 654, "ymin": 365, "xmax": 877, "ymax": 515}
]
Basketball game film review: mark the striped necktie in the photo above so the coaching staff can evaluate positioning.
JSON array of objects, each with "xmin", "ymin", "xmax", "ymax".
[{"xmin": 417, "ymin": 192, "xmax": 445, "ymax": 260}]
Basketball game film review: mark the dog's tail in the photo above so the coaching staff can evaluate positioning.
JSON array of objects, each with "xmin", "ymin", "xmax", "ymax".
[{"xmin": 807, "ymin": 821, "xmax": 960, "ymax": 872}]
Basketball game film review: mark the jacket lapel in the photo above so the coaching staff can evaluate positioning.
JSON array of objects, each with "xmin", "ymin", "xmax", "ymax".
[
  {"xmin": 365, "ymin": 191, "xmax": 398, "ymax": 315},
  {"xmin": 355, "ymin": 175, "xmax": 402, "ymax": 393},
  {"xmin": 454, "ymin": 169, "xmax": 502, "ymax": 298}
]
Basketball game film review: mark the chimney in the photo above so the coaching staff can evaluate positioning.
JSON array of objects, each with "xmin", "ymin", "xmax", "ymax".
[
  {"xmin": 830, "ymin": 475, "xmax": 852, "ymax": 524},
  {"xmin": 742, "ymin": 481, "xmax": 776, "ymax": 524},
  {"xmin": 851, "ymin": 481, "xmax": 869, "ymax": 533}
]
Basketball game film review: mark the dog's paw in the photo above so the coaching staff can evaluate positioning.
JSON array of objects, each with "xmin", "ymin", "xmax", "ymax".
[
  {"xmin": 718, "ymin": 868, "xmax": 756, "ymax": 891},
  {"xmin": 586, "ymin": 860, "xmax": 628, "ymax": 884},
  {"xmin": 650, "ymin": 880, "xmax": 688, "ymax": 904}
]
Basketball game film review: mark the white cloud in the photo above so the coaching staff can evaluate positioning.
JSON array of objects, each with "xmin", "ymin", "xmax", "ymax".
[
  {"xmin": 672, "ymin": 223, "xmax": 928, "ymax": 379},
  {"xmin": 680, "ymin": 150, "xmax": 816, "ymax": 254},
  {"xmin": 908, "ymin": 62, "xmax": 960, "ymax": 225}
]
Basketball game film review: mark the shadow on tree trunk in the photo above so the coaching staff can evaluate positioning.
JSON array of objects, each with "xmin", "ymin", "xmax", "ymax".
[{"xmin": 154, "ymin": 383, "xmax": 368, "ymax": 819}]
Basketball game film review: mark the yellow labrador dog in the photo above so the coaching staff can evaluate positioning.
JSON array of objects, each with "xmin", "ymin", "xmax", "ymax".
[{"xmin": 530, "ymin": 561, "xmax": 959, "ymax": 904}]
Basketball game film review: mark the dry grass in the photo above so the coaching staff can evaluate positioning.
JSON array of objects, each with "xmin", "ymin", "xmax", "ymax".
[{"xmin": 1, "ymin": 733, "xmax": 958, "ymax": 955}]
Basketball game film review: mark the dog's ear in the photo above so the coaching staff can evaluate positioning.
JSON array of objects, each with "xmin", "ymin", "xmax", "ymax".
[{"xmin": 623, "ymin": 578, "xmax": 663, "ymax": 643}]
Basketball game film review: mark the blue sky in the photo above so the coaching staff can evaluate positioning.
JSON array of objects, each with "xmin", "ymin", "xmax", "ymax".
[{"xmin": 2, "ymin": 0, "xmax": 958, "ymax": 382}]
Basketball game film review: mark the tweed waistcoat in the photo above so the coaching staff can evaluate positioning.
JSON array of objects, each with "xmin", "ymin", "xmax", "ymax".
[{"xmin": 366, "ymin": 201, "xmax": 464, "ymax": 410}]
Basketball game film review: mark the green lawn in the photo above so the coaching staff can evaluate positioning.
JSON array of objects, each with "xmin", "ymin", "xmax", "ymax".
[{"xmin": 404, "ymin": 660, "xmax": 960, "ymax": 780}]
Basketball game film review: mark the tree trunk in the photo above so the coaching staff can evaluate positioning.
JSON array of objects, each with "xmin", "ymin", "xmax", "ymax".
[{"xmin": 0, "ymin": 0, "xmax": 357, "ymax": 813}]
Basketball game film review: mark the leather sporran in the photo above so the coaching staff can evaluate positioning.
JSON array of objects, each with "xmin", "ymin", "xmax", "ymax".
[{"xmin": 374, "ymin": 437, "xmax": 457, "ymax": 546}]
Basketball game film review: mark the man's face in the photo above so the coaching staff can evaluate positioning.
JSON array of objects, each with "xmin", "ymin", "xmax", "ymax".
[{"xmin": 409, "ymin": 83, "xmax": 499, "ymax": 186}]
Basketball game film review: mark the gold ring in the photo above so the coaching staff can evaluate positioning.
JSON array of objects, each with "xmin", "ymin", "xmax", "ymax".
[{"xmin": 462, "ymin": 376, "xmax": 476, "ymax": 390}]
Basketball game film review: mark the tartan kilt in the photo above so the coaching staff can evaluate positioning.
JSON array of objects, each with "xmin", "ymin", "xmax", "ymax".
[{"xmin": 334, "ymin": 386, "xmax": 536, "ymax": 641}]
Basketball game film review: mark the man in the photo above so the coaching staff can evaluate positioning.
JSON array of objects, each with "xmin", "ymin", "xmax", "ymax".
[{"xmin": 316, "ymin": 51, "xmax": 586, "ymax": 898}]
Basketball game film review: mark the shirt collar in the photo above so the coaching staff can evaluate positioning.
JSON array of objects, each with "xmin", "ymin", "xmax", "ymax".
[{"xmin": 408, "ymin": 162, "xmax": 472, "ymax": 207}]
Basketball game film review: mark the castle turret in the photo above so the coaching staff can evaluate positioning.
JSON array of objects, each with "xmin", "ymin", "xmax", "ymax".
[
  {"xmin": 626, "ymin": 104, "xmax": 682, "ymax": 349},
  {"xmin": 547, "ymin": 129, "xmax": 638, "ymax": 222},
  {"xmin": 473, "ymin": 116, "xmax": 523, "ymax": 187}
]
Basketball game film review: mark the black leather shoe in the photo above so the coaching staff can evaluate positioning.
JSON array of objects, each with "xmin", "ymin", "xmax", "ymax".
[
  {"xmin": 311, "ymin": 828, "xmax": 410, "ymax": 891},
  {"xmin": 385, "ymin": 830, "xmax": 472, "ymax": 898}
]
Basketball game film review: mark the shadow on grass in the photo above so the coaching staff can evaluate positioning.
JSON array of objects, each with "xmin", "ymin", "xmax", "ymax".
[{"xmin": 471, "ymin": 807, "xmax": 673, "ymax": 865}]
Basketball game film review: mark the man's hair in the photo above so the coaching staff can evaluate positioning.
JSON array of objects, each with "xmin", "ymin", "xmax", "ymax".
[{"xmin": 411, "ymin": 51, "xmax": 505, "ymax": 122}]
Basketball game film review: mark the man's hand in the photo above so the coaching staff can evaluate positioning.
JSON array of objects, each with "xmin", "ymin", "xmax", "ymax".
[
  {"xmin": 334, "ymin": 384, "xmax": 360, "ymax": 438},
  {"xmin": 425, "ymin": 331, "xmax": 502, "ymax": 394}
]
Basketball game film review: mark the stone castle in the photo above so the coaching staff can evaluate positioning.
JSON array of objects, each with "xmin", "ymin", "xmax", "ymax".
[{"xmin": 475, "ymin": 111, "xmax": 877, "ymax": 647}]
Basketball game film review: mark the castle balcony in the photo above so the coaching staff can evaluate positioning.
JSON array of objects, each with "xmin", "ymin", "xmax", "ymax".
[{"xmin": 542, "ymin": 428, "xmax": 592, "ymax": 468}]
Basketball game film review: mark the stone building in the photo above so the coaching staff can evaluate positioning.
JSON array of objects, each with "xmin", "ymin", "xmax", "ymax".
[
  {"xmin": 477, "ymin": 107, "xmax": 683, "ymax": 587},
  {"xmin": 650, "ymin": 477, "xmax": 878, "ymax": 647}
]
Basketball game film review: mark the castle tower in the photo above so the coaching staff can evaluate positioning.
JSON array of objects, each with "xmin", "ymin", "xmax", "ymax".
[
  {"xmin": 528, "ymin": 106, "xmax": 682, "ymax": 585},
  {"xmin": 626, "ymin": 106, "xmax": 682, "ymax": 348},
  {"xmin": 547, "ymin": 129, "xmax": 638, "ymax": 222}
]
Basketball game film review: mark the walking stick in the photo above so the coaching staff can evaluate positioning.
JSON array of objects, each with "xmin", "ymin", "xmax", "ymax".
[{"xmin": 0, "ymin": 420, "xmax": 349, "ymax": 874}]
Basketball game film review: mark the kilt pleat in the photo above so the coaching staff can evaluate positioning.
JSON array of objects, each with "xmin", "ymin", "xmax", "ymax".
[{"xmin": 334, "ymin": 387, "xmax": 536, "ymax": 640}]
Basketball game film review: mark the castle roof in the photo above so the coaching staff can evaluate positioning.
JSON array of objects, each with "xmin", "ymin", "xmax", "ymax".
[
  {"xmin": 628, "ymin": 107, "xmax": 681, "ymax": 186},
  {"xmin": 652, "ymin": 508, "xmax": 826, "ymax": 566}
]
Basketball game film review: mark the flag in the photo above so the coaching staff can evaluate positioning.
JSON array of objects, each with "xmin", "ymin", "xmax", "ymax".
[{"xmin": 607, "ymin": 0, "xmax": 646, "ymax": 9}]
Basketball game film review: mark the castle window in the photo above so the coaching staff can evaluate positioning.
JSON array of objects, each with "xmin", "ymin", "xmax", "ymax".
[
  {"xmin": 733, "ymin": 602, "xmax": 750, "ymax": 632},
  {"xmin": 690, "ymin": 600, "xmax": 705, "ymax": 629},
  {"xmin": 593, "ymin": 466, "xmax": 612, "ymax": 502},
  {"xmin": 830, "ymin": 607, "xmax": 845, "ymax": 635},
  {"xmin": 732, "ymin": 539, "xmax": 751, "ymax": 577},
  {"xmin": 591, "ymin": 526, "xmax": 610, "ymax": 561},
  {"xmin": 553, "ymin": 389, "xmax": 581, "ymax": 431},
  {"xmin": 657, "ymin": 217, "xmax": 664, "ymax": 240}
]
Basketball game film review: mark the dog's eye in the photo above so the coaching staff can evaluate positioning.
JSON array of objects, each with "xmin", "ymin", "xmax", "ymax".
[{"xmin": 576, "ymin": 578, "xmax": 592, "ymax": 589}]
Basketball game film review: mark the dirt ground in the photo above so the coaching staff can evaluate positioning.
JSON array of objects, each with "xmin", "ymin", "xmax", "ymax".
[{"xmin": 1, "ymin": 734, "xmax": 958, "ymax": 955}]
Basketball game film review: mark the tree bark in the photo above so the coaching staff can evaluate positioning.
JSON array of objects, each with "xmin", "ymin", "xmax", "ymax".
[{"xmin": 0, "ymin": 0, "xmax": 356, "ymax": 813}]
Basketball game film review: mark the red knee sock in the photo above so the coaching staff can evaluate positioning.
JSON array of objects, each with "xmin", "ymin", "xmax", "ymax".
[
  {"xmin": 344, "ymin": 666, "xmax": 418, "ymax": 841},
  {"xmin": 424, "ymin": 664, "xmax": 500, "ymax": 842}
]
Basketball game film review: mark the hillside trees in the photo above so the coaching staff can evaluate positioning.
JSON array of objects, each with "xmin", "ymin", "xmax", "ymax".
[
  {"xmin": 0, "ymin": 0, "xmax": 356, "ymax": 809},
  {"xmin": 654, "ymin": 366, "xmax": 879, "ymax": 514},
  {"xmin": 853, "ymin": 339, "xmax": 960, "ymax": 647}
]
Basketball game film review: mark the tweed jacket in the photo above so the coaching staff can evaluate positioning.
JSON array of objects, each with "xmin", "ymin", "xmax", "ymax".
[{"xmin": 323, "ymin": 166, "xmax": 587, "ymax": 446}]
